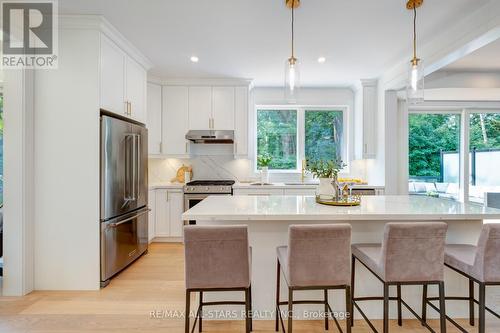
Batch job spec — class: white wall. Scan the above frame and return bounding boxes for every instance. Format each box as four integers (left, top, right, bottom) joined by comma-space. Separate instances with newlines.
33, 29, 101, 290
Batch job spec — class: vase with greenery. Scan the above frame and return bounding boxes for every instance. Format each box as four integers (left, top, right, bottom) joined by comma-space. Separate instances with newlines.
257, 154, 272, 184
307, 159, 346, 200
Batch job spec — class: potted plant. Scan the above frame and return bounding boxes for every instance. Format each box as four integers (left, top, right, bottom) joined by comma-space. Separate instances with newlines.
257, 154, 272, 184
307, 158, 346, 200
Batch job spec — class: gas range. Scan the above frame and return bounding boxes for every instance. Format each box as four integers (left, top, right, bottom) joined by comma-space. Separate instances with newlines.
184, 180, 235, 194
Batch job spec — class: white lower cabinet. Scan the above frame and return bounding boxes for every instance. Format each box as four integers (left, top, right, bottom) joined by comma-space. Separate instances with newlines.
153, 189, 184, 240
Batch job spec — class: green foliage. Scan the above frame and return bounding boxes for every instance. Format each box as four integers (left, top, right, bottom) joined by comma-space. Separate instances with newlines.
408, 113, 500, 179
305, 110, 343, 161
469, 114, 500, 150
257, 110, 297, 170
306, 158, 346, 179
409, 114, 460, 177
257, 154, 272, 167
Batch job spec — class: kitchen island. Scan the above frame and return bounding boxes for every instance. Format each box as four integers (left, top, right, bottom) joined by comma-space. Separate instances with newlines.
182, 195, 500, 320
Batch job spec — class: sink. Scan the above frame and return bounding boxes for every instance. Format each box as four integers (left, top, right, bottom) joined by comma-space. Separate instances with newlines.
249, 182, 275, 186
284, 182, 319, 186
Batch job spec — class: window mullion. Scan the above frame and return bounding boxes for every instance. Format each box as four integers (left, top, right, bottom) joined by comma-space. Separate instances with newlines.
297, 108, 305, 169
459, 109, 470, 203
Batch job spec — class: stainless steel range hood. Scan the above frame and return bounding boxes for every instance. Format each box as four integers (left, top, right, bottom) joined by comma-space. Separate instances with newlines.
185, 130, 234, 144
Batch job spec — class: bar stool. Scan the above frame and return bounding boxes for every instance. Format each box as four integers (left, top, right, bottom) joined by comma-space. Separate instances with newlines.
351, 222, 448, 333
275, 224, 352, 333
184, 225, 252, 333
422, 223, 500, 333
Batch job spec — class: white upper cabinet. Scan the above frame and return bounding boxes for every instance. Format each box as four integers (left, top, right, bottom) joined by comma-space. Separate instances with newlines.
163, 86, 190, 156
212, 87, 235, 130
147, 83, 162, 154
100, 34, 147, 122
188, 86, 212, 130
100, 35, 126, 115
126, 57, 147, 123
234, 86, 248, 157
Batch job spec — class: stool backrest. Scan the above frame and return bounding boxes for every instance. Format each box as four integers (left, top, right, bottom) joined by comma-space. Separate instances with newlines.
475, 224, 500, 282
380, 222, 448, 282
184, 225, 250, 289
288, 224, 351, 287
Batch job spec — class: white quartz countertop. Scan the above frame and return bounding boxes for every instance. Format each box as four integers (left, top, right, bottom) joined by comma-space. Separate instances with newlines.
149, 182, 184, 190
233, 182, 385, 190
182, 195, 500, 221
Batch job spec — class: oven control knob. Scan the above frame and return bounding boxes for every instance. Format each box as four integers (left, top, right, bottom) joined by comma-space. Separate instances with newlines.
205, 187, 209, 191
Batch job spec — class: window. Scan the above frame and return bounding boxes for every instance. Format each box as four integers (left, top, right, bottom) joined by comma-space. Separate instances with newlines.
469, 113, 500, 202
408, 113, 461, 200
256, 109, 297, 170
305, 110, 343, 162
256, 107, 346, 171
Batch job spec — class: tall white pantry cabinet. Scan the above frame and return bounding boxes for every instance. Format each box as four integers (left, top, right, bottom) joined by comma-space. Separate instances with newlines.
33, 16, 151, 290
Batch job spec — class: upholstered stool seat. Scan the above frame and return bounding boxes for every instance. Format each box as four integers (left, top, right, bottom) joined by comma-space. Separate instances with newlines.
351, 222, 448, 333
184, 225, 252, 333
275, 224, 352, 333
425, 224, 500, 333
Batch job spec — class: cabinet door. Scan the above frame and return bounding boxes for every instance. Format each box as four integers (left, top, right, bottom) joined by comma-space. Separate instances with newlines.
147, 83, 162, 154
154, 189, 170, 237
163, 86, 190, 156
188, 86, 212, 130
100, 35, 126, 116
168, 191, 184, 238
126, 56, 147, 123
212, 87, 235, 130
148, 189, 156, 242
234, 87, 248, 157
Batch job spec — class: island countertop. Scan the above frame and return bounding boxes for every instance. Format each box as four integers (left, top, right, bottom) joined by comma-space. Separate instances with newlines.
182, 195, 500, 221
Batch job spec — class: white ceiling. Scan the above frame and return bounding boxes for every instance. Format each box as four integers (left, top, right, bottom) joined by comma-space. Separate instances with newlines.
59, 0, 489, 87
443, 39, 500, 72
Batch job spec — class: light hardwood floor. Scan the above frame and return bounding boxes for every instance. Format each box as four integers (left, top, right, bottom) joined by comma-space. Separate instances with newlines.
0, 243, 498, 332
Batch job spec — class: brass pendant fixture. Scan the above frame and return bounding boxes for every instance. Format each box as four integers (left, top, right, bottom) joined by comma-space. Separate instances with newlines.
406, 0, 424, 104
284, 0, 301, 103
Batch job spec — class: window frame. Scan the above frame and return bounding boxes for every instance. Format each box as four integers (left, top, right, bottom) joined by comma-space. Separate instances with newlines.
254, 105, 349, 173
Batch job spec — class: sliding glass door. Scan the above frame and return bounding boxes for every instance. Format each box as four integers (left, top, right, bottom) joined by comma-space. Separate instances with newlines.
408, 113, 461, 200
469, 112, 500, 202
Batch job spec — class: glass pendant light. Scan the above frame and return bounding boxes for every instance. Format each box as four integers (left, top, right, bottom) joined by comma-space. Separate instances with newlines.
406, 0, 424, 105
284, 0, 300, 103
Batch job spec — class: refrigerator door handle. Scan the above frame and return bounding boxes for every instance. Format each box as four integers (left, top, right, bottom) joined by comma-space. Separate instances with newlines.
136, 134, 141, 200
108, 208, 150, 228
131, 134, 137, 201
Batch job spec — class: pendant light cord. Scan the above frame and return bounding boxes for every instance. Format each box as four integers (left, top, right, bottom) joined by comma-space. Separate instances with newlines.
413, 5, 417, 61
291, 1, 295, 59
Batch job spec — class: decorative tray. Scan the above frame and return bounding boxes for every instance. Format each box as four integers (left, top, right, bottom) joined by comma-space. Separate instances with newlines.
315, 195, 361, 206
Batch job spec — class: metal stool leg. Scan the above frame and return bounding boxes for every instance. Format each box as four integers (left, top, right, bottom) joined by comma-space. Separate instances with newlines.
479, 283, 486, 333
185, 290, 191, 333
324, 289, 329, 330
469, 279, 475, 326
288, 288, 293, 333
275, 261, 281, 332
383, 283, 389, 333
421, 284, 428, 326
351, 255, 355, 327
345, 285, 352, 333
249, 285, 253, 331
438, 282, 447, 333
245, 287, 251, 333
397, 284, 402, 326
198, 291, 203, 332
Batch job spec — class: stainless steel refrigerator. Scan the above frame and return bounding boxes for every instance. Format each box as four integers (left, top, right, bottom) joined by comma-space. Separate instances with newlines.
100, 114, 148, 287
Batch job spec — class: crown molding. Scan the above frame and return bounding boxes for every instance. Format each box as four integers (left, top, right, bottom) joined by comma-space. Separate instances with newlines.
59, 15, 153, 70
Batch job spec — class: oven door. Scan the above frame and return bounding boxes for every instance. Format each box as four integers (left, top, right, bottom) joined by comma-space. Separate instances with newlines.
184, 193, 231, 225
